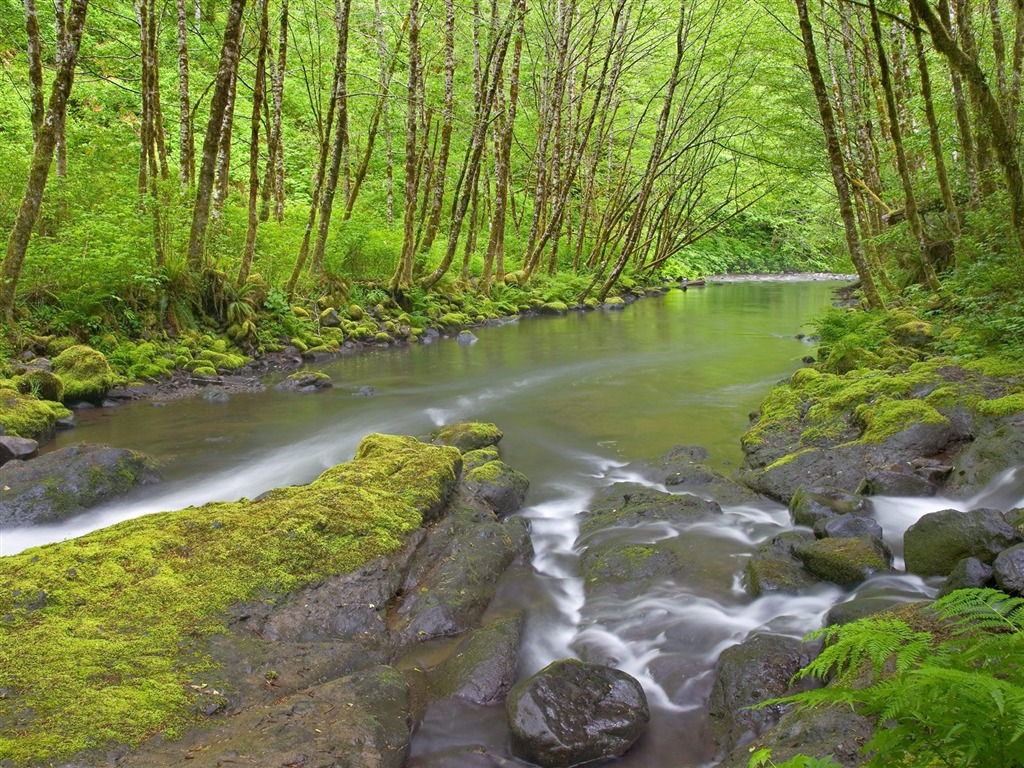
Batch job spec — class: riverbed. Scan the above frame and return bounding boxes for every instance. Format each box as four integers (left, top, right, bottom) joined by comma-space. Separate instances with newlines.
1, 279, 954, 766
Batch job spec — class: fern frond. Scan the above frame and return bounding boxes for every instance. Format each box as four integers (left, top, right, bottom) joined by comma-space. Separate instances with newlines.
934, 588, 1024, 635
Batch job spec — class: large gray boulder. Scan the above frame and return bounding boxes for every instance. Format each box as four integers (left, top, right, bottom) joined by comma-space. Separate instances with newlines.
709, 633, 817, 753
0, 443, 161, 527
903, 508, 1021, 577
945, 418, 1024, 497
994, 544, 1024, 594
507, 659, 649, 768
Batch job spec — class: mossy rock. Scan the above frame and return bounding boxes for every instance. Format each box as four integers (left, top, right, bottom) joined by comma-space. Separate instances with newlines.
15, 370, 64, 403
427, 614, 524, 705
539, 301, 569, 315
52, 345, 116, 405
439, 312, 469, 328
347, 304, 365, 321
195, 349, 248, 371
430, 422, 503, 453
462, 447, 500, 471
579, 483, 721, 538
603, 296, 626, 308
191, 366, 218, 378
793, 537, 893, 588
0, 433, 461, 764
463, 460, 530, 516
0, 391, 72, 441
275, 371, 333, 393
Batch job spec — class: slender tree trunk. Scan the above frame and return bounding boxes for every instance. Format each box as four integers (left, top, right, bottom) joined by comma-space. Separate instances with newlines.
238, 0, 270, 286
310, 0, 352, 276
149, 0, 169, 181
939, 0, 980, 207
24, 0, 45, 144
186, 0, 247, 269
376, 0, 395, 225
1, 0, 88, 320
261, 0, 287, 221
212, 66, 239, 219
175, 0, 194, 188
54, 0, 68, 180
417, 0, 456, 254
911, 2, 960, 240
390, 0, 421, 294
793, 0, 883, 309
955, 0, 993, 191
869, 0, 941, 290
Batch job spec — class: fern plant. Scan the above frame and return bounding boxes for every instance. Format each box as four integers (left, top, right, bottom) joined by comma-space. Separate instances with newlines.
771, 589, 1024, 767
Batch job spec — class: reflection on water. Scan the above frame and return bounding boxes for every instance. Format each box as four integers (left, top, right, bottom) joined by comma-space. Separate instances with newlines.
8, 281, 1014, 766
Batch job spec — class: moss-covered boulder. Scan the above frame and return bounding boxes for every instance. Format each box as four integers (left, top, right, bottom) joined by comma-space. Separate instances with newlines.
462, 446, 500, 471
0, 443, 161, 527
274, 370, 333, 393
579, 543, 689, 598
944, 418, 1024, 498
430, 421, 503, 453
578, 483, 721, 538
0, 390, 72, 441
903, 507, 1021, 577
51, 345, 117, 405
14, 369, 64, 403
789, 486, 870, 527
793, 537, 893, 588
0, 433, 461, 764
745, 532, 820, 598
427, 614, 523, 705
462, 460, 530, 516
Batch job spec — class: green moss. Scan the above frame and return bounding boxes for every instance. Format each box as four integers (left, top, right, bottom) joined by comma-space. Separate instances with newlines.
462, 447, 499, 471
604, 296, 625, 306
975, 392, 1024, 419
347, 304, 365, 321
856, 397, 949, 443
15, 370, 64, 402
374, 332, 392, 343
542, 301, 569, 313
196, 350, 248, 370
191, 366, 217, 377
430, 422, 503, 452
741, 384, 804, 448
290, 305, 310, 318
0, 433, 461, 764
52, 345, 116, 405
764, 447, 816, 471
965, 356, 1024, 379
286, 371, 331, 383
439, 312, 469, 327
0, 391, 71, 440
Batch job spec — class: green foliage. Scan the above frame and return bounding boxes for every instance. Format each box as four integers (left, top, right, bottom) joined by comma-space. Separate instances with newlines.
773, 589, 1024, 767
748, 749, 840, 768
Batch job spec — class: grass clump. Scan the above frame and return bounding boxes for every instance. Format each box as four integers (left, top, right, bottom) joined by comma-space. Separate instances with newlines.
0, 433, 461, 764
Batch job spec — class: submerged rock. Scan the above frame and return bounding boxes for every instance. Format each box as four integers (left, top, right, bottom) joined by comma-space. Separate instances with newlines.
625, 444, 769, 506
507, 659, 649, 767
0, 443, 161, 527
578, 482, 721, 537
274, 370, 333, 393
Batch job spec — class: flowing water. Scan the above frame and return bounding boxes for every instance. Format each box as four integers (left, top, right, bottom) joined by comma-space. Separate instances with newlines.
5, 279, 1022, 766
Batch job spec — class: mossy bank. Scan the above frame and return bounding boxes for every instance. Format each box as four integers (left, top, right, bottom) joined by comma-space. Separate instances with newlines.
0, 432, 462, 764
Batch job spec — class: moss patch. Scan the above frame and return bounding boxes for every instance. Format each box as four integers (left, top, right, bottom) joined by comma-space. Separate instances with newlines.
0, 433, 461, 764
975, 392, 1024, 419
0, 391, 71, 440
52, 345, 116, 405
430, 422, 503, 453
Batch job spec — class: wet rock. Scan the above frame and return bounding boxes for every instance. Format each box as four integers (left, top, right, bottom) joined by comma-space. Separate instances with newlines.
826, 597, 900, 626
390, 500, 531, 650
581, 540, 689, 598
793, 537, 893, 588
430, 422, 502, 453
507, 659, 649, 768
457, 331, 478, 345
903, 508, 1021, 577
118, 665, 417, 768
717, 704, 874, 768
945, 418, 1024, 498
462, 460, 529, 516
709, 633, 817, 753
274, 371, 333, 393
201, 388, 229, 403
939, 557, 995, 597
0, 443, 161, 527
320, 308, 341, 328
462, 447, 499, 471
578, 482, 721, 538
858, 468, 938, 497
626, 444, 769, 506
353, 385, 376, 397
813, 513, 883, 540
428, 614, 523, 705
0, 435, 39, 464
994, 544, 1024, 594
745, 538, 820, 598
790, 486, 870, 527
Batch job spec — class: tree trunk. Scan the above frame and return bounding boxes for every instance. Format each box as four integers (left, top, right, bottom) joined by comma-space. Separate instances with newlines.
417, 0, 456, 254
389, 0, 422, 294
868, 0, 941, 291
238, 0, 270, 286
175, 0, 194, 188
310, 0, 352, 276
939, 0, 980, 207
24, 0, 44, 144
261, 0, 287, 221
793, 0, 883, 309
54, 0, 68, 180
0, 0, 89, 320
212, 65, 239, 219
186, 0, 246, 269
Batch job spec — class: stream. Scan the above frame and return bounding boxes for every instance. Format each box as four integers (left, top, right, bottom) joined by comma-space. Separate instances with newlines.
7, 278, 1019, 766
